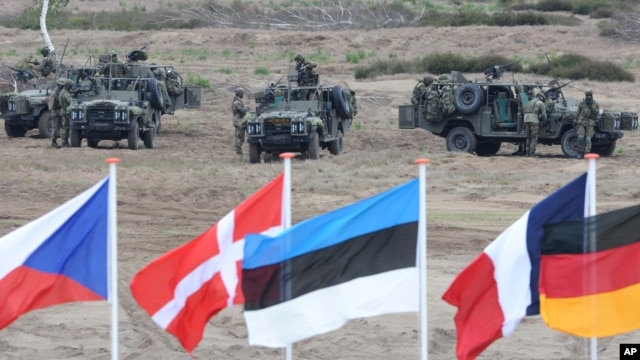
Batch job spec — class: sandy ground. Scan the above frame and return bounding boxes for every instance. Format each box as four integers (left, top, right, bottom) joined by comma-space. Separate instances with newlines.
1, 5, 640, 360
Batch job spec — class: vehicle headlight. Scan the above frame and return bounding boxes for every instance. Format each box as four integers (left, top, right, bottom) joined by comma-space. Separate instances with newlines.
247, 122, 263, 136
114, 108, 128, 123
72, 107, 86, 123
291, 120, 307, 135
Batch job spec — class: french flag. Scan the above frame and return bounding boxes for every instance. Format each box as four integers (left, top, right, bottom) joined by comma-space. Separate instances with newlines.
442, 173, 587, 360
0, 177, 109, 330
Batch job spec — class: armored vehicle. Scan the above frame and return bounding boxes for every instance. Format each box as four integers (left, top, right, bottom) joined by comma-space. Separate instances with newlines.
1, 65, 100, 138
68, 63, 200, 150
399, 70, 638, 157
246, 71, 357, 163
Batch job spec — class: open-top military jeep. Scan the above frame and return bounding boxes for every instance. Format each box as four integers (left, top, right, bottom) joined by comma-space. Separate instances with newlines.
246, 72, 357, 163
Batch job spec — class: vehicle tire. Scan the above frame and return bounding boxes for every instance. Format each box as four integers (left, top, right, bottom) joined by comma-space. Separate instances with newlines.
475, 142, 501, 156
446, 126, 477, 153
307, 131, 320, 160
331, 86, 352, 118
4, 122, 27, 137
560, 129, 581, 158
593, 141, 616, 156
328, 130, 343, 155
38, 110, 52, 138
128, 121, 140, 150
87, 137, 99, 148
143, 126, 156, 149
70, 129, 82, 147
454, 84, 484, 114
249, 143, 261, 163
149, 78, 164, 110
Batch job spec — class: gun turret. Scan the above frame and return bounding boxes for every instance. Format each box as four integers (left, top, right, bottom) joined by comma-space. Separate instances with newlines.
484, 61, 518, 82
544, 80, 574, 102
3, 63, 35, 83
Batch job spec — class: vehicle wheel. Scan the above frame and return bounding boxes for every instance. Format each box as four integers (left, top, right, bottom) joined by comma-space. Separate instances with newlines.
328, 130, 343, 155
38, 110, 52, 138
454, 84, 484, 114
331, 85, 352, 118
307, 131, 320, 160
475, 142, 501, 156
149, 78, 164, 110
87, 137, 99, 148
70, 129, 82, 147
128, 121, 140, 150
560, 129, 581, 158
4, 122, 27, 137
592, 141, 616, 156
446, 126, 477, 153
249, 143, 261, 163
143, 126, 156, 149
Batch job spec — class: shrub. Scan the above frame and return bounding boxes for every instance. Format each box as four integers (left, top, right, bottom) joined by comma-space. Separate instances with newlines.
186, 73, 211, 89
536, 0, 572, 12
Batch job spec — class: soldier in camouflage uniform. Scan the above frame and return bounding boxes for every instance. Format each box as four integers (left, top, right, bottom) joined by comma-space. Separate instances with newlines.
575, 89, 599, 158
48, 78, 65, 148
232, 89, 248, 158
439, 84, 455, 117
153, 68, 171, 111
523, 92, 547, 157
58, 79, 74, 148
31, 47, 56, 78
165, 69, 182, 97
294, 54, 318, 86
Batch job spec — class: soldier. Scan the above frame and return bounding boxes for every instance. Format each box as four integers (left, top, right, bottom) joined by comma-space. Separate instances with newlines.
48, 78, 65, 148
523, 91, 547, 157
165, 68, 182, 97
294, 54, 317, 86
575, 89, 600, 158
439, 83, 455, 117
31, 47, 56, 78
58, 79, 74, 148
411, 76, 434, 105
99, 53, 126, 77
231, 89, 248, 159
153, 67, 171, 111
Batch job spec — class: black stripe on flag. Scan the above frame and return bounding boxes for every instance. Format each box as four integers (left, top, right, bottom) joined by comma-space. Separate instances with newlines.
243, 221, 418, 310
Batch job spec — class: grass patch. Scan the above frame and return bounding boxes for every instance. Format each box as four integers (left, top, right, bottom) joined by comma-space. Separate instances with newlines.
185, 73, 211, 88
254, 67, 269, 76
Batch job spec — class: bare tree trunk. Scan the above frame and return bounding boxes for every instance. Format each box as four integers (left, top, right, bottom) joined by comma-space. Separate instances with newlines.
39, 0, 59, 63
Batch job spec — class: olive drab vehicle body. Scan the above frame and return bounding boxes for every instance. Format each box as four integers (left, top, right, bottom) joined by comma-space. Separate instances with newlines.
0, 66, 100, 138
245, 71, 357, 163
398, 70, 638, 158
68, 63, 201, 150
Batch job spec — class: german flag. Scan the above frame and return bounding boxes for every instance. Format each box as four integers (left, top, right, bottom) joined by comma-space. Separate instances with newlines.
539, 204, 640, 337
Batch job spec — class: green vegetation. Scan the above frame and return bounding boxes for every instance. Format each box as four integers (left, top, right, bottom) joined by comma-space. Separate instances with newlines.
354, 52, 635, 82
185, 73, 211, 89
254, 67, 270, 75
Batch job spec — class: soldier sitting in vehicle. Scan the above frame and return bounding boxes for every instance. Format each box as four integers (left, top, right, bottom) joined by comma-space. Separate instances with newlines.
153, 67, 171, 111
99, 53, 127, 78
30, 47, 56, 79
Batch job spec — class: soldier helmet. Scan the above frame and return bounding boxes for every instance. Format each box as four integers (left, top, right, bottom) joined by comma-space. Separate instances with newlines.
56, 78, 66, 86
40, 47, 50, 56
438, 74, 450, 81
536, 92, 545, 101
65, 79, 74, 88
153, 67, 166, 80
423, 76, 435, 85
235, 89, 244, 97
110, 53, 118, 60
585, 89, 593, 96
294, 54, 304, 62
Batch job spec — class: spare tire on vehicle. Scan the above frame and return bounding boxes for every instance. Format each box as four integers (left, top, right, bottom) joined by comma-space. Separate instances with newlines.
454, 84, 484, 114
331, 85, 352, 118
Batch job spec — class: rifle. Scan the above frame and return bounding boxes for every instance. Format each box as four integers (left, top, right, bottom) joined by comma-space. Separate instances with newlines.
544, 80, 574, 101
484, 61, 518, 82
3, 63, 35, 83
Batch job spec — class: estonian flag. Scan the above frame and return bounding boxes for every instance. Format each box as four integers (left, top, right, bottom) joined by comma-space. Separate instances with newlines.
242, 178, 420, 347
540, 203, 640, 337
0, 177, 109, 330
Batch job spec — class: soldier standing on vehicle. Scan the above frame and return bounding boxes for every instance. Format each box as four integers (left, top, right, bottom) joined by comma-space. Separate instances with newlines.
153, 68, 171, 111
575, 89, 599, 158
411, 76, 434, 106
58, 79, 74, 148
232, 89, 248, 159
523, 92, 547, 157
294, 54, 317, 86
30, 47, 56, 78
48, 78, 65, 148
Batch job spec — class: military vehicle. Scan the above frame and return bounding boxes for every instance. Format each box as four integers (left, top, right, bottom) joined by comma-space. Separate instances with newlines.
0, 64, 100, 138
399, 69, 638, 158
246, 70, 357, 163
68, 62, 201, 150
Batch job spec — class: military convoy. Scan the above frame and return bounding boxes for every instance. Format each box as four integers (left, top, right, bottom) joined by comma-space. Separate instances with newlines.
399, 69, 638, 157
0, 51, 200, 150
245, 70, 357, 163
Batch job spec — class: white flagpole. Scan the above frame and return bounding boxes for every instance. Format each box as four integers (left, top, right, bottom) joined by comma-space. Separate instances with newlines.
415, 158, 430, 360
585, 153, 598, 360
106, 158, 120, 360
280, 153, 294, 360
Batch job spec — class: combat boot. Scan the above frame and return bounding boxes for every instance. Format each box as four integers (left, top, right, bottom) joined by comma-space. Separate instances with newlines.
51, 140, 60, 148
61, 139, 70, 148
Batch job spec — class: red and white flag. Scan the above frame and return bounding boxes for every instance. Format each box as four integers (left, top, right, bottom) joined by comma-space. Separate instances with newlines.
129, 174, 284, 353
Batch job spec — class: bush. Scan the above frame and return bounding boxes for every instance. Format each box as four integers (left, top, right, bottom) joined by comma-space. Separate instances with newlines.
536, 0, 573, 12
